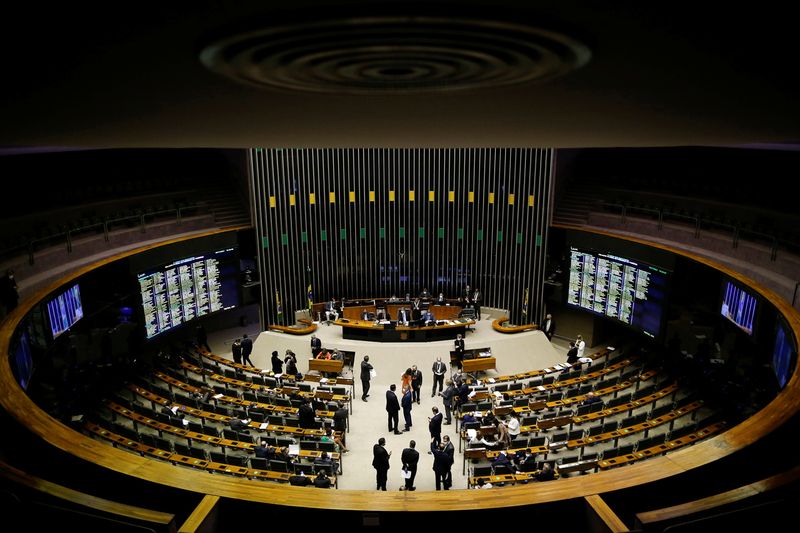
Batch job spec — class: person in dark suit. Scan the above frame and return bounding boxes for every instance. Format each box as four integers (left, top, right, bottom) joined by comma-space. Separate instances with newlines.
240, 333, 254, 366
454, 334, 465, 370
401, 387, 413, 431
386, 384, 401, 434
536, 462, 556, 481
324, 298, 339, 322
431, 441, 452, 490
422, 309, 435, 325
270, 350, 283, 374
298, 399, 317, 429
289, 472, 312, 486
436, 292, 446, 305
439, 379, 456, 424
472, 288, 481, 319
313, 470, 332, 488
310, 334, 322, 356
195, 324, 211, 352
231, 338, 242, 365
360, 308, 372, 320
419, 287, 431, 299
372, 437, 391, 491
441, 435, 455, 488
542, 313, 556, 340
431, 357, 447, 396
333, 402, 348, 433
411, 365, 423, 404
401, 440, 419, 491
428, 406, 443, 449
229, 417, 251, 433
254, 440, 274, 459
360, 355, 373, 401
566, 341, 579, 365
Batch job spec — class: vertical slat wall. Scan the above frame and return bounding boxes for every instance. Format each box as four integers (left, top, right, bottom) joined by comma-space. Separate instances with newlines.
250, 148, 553, 326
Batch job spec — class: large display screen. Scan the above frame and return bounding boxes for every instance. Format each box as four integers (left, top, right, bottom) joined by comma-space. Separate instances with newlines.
566, 246, 669, 338
720, 281, 757, 335
773, 320, 796, 389
138, 247, 239, 339
46, 284, 84, 339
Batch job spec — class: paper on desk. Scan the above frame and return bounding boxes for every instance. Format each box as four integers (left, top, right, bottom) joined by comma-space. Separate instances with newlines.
488, 378, 496, 383
259, 423, 268, 430
536, 386, 546, 391
579, 357, 592, 364
288, 444, 300, 456
467, 429, 477, 439
213, 394, 223, 399
320, 377, 328, 383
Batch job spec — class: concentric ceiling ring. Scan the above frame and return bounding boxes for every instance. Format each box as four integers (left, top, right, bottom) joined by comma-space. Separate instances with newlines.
199, 17, 591, 94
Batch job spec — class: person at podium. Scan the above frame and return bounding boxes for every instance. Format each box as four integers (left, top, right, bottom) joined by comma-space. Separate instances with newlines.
325, 298, 339, 322
361, 308, 372, 320
376, 308, 390, 321
422, 309, 435, 326
419, 287, 431, 299
436, 292, 446, 305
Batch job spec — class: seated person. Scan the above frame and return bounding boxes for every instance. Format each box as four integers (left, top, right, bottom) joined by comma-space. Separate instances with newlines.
535, 462, 556, 481
376, 308, 389, 321
254, 440, 276, 459
324, 299, 339, 322
229, 417, 251, 433
419, 287, 431, 299
331, 349, 343, 361
422, 310, 435, 325
581, 391, 602, 406
161, 402, 184, 420
398, 308, 411, 325
514, 448, 535, 468
360, 308, 372, 320
289, 471, 313, 486
389, 295, 399, 302
314, 470, 332, 488
491, 451, 512, 469
316, 349, 332, 360
436, 292, 446, 304
322, 427, 348, 453
313, 451, 336, 470
475, 477, 493, 489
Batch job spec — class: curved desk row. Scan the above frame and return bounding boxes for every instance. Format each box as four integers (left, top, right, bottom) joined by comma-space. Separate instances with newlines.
334, 318, 475, 342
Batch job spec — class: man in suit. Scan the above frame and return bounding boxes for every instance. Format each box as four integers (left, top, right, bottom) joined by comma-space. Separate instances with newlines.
289, 472, 313, 486
453, 333, 465, 370
411, 365, 423, 404
313, 470, 332, 489
240, 334, 254, 367
419, 287, 431, 299
229, 417, 251, 433
431, 441, 452, 490
298, 399, 317, 429
566, 341, 579, 365
231, 338, 242, 365
428, 406, 443, 449
401, 387, 413, 431
333, 402, 348, 432
472, 288, 481, 319
439, 379, 456, 424
431, 357, 447, 396
360, 308, 371, 320
324, 298, 339, 322
254, 440, 274, 459
360, 355, 373, 402
542, 313, 556, 340
386, 384, 402, 434
422, 309, 435, 325
441, 435, 455, 489
372, 437, 391, 491
376, 307, 389, 321
400, 440, 419, 491
310, 334, 322, 356
436, 292, 446, 305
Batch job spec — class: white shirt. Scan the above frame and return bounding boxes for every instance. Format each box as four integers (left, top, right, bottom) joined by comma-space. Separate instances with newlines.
576, 340, 586, 358
506, 418, 520, 436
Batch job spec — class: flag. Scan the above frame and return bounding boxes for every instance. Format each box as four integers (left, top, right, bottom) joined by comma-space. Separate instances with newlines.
522, 287, 529, 317
307, 283, 313, 313
275, 290, 283, 320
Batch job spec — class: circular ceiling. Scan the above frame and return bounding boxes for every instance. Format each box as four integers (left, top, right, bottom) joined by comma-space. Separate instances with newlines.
199, 17, 592, 94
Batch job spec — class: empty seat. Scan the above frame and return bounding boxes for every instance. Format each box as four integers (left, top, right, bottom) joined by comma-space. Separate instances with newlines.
269, 460, 290, 473
300, 440, 318, 451
250, 457, 269, 470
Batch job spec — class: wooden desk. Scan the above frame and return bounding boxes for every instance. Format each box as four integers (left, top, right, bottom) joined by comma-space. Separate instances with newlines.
308, 359, 344, 374
334, 318, 473, 342
463, 357, 497, 373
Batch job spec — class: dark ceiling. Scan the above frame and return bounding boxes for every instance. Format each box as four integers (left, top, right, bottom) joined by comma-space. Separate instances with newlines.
1, 2, 798, 149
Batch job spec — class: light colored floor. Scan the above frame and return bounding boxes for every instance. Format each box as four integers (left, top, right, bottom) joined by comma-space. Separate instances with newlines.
208, 314, 569, 491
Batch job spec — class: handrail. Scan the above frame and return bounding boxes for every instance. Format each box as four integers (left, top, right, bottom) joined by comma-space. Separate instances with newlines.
0, 226, 798, 514
491, 316, 537, 333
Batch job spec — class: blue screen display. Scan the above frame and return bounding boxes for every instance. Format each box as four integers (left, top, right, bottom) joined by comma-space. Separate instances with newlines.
46, 284, 84, 339
720, 281, 757, 335
773, 321, 796, 389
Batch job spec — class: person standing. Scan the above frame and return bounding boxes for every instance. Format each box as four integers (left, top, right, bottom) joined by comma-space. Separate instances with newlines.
411, 365, 423, 404
472, 288, 481, 320
231, 338, 243, 365
372, 437, 391, 491
453, 334, 465, 370
310, 334, 322, 356
285, 350, 298, 375
298, 398, 317, 429
360, 355, 373, 402
575, 334, 586, 359
428, 406, 443, 450
566, 342, 578, 365
240, 333, 254, 367
431, 357, 447, 397
386, 384, 402, 435
439, 379, 456, 425
196, 324, 211, 352
270, 350, 283, 374
400, 440, 419, 491
431, 441, 452, 490
401, 387, 413, 431
442, 435, 455, 489
542, 313, 556, 341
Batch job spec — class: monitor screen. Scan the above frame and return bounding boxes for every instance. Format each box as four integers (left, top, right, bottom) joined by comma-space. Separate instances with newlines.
720, 281, 757, 335
137, 247, 239, 339
46, 284, 84, 339
773, 320, 796, 389
566, 246, 669, 338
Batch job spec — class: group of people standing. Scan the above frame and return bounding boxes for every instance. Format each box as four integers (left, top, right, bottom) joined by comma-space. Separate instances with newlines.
372, 433, 455, 491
